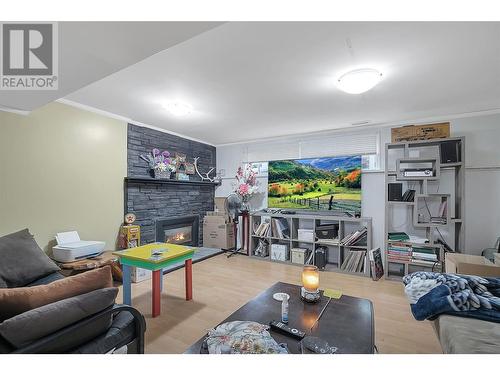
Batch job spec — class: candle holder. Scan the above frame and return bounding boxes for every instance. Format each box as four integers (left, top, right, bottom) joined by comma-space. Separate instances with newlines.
301, 265, 320, 303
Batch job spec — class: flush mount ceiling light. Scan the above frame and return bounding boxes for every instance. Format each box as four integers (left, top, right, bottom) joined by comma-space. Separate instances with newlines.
162, 101, 193, 117
337, 68, 383, 94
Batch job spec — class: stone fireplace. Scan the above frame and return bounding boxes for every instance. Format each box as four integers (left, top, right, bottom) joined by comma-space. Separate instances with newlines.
156, 215, 199, 246
126, 123, 216, 245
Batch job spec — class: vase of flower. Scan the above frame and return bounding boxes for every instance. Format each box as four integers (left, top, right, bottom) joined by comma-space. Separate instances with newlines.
240, 195, 251, 212
233, 165, 260, 212
140, 148, 176, 180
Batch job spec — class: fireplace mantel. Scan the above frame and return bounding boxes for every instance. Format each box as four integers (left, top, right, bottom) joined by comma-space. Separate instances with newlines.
125, 177, 220, 187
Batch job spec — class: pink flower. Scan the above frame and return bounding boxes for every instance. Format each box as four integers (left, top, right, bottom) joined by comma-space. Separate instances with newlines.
238, 183, 249, 195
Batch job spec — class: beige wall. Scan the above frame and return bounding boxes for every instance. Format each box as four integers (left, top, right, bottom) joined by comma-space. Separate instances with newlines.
0, 102, 127, 252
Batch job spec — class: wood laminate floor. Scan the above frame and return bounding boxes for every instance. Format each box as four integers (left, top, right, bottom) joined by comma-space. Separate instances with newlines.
116, 254, 442, 354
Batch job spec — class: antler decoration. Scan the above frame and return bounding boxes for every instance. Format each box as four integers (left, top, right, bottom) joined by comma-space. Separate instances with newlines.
193, 157, 220, 183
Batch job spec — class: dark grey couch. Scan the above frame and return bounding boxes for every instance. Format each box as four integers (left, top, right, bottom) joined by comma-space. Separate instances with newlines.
0, 229, 146, 354
0, 270, 146, 354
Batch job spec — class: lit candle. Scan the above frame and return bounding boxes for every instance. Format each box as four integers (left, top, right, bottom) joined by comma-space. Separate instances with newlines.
302, 265, 319, 292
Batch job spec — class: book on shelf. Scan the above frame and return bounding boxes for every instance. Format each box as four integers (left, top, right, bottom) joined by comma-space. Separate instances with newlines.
388, 232, 410, 241
368, 248, 384, 281
340, 250, 365, 273
411, 246, 435, 253
340, 227, 367, 246
316, 238, 340, 245
253, 220, 271, 237
412, 256, 437, 262
270, 217, 290, 239
412, 251, 437, 260
410, 259, 438, 267
387, 242, 412, 262
402, 189, 415, 202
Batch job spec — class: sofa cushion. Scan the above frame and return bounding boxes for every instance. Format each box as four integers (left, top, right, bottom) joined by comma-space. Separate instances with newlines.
433, 314, 500, 354
0, 266, 113, 321
0, 287, 118, 348
71, 311, 136, 354
0, 228, 60, 288
25, 271, 65, 286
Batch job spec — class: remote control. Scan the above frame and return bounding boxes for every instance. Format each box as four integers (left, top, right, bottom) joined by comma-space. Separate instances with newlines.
269, 320, 306, 340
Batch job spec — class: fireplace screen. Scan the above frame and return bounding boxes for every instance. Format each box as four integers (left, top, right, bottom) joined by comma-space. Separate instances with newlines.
164, 226, 192, 245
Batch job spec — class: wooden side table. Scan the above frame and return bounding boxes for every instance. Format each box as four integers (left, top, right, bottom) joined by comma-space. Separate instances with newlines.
55, 251, 122, 281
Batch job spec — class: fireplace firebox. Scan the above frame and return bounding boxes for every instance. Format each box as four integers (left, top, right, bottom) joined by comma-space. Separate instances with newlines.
156, 215, 199, 246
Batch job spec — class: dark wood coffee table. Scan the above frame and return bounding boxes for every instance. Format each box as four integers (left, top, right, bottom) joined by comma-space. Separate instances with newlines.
185, 281, 374, 354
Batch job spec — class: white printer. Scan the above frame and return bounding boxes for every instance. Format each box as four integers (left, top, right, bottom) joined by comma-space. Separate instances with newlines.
52, 231, 106, 263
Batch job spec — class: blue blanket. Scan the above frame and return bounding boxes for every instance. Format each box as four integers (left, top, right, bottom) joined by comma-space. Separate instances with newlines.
403, 272, 500, 322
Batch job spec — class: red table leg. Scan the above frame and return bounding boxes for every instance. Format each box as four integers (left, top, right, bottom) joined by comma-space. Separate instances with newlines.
152, 270, 161, 317
185, 258, 193, 301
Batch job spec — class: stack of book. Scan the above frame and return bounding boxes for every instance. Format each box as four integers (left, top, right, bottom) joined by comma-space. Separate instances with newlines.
340, 250, 366, 273
340, 227, 367, 246
253, 220, 271, 237
387, 242, 412, 262
270, 218, 290, 239
388, 232, 410, 241
411, 246, 438, 265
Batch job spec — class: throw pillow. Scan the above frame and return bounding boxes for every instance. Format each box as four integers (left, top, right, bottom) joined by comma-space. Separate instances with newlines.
0, 265, 113, 321
0, 228, 60, 288
0, 287, 118, 348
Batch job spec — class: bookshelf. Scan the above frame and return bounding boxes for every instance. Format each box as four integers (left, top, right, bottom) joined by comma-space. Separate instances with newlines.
384, 136, 465, 280
250, 211, 372, 277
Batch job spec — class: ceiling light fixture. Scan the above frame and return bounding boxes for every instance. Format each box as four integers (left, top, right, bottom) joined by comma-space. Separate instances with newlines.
337, 68, 383, 94
162, 101, 193, 117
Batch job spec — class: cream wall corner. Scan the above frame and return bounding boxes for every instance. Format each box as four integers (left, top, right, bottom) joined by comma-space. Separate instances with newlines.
0, 102, 127, 252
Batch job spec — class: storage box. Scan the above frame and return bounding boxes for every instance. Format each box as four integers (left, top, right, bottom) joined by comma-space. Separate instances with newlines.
131, 267, 151, 283
315, 224, 339, 240
297, 229, 314, 242
291, 248, 307, 264
203, 214, 235, 249
271, 243, 289, 261
391, 123, 450, 143
445, 253, 500, 277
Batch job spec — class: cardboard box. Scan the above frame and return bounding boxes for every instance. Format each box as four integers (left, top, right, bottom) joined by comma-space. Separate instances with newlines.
131, 267, 151, 283
391, 122, 450, 143
445, 253, 500, 277
291, 248, 307, 264
271, 243, 289, 261
203, 214, 235, 249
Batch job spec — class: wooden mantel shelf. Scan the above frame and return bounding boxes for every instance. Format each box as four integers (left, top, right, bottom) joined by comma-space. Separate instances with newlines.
124, 177, 220, 187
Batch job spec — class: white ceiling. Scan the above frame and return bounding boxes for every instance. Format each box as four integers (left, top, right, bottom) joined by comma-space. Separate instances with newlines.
62, 22, 500, 145
0, 22, 223, 111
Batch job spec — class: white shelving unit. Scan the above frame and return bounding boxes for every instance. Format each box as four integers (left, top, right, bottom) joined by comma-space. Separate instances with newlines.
250, 211, 372, 277
384, 136, 465, 280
